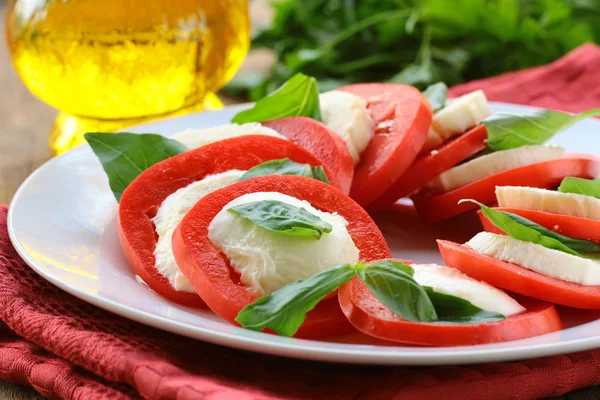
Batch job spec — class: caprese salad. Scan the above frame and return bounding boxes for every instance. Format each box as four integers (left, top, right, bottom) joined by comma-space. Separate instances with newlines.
85, 73, 600, 347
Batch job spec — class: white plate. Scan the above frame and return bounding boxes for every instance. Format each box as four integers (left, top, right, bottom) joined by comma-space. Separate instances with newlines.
8, 103, 600, 366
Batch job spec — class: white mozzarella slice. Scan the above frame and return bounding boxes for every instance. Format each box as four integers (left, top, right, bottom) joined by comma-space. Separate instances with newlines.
411, 263, 525, 316
496, 186, 600, 221
425, 145, 565, 193
172, 123, 285, 150
467, 232, 600, 286
208, 191, 359, 295
152, 170, 245, 292
432, 90, 492, 139
319, 90, 374, 164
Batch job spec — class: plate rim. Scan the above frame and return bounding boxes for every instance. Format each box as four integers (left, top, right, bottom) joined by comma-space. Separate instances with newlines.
8, 101, 600, 366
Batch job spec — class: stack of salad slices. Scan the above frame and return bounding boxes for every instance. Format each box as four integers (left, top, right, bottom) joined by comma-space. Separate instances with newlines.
86, 73, 600, 347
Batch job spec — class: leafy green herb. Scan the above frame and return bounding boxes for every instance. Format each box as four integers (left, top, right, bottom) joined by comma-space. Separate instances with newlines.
240, 158, 329, 184
558, 177, 600, 200
423, 287, 505, 323
460, 199, 580, 256
422, 82, 448, 112
227, 200, 332, 239
236, 259, 506, 336
484, 108, 600, 151
236, 264, 356, 336
501, 210, 600, 253
231, 73, 321, 124
84, 132, 187, 202
227, 1, 599, 100
355, 260, 437, 322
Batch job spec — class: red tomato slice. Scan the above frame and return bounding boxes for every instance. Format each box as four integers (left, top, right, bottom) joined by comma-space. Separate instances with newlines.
479, 208, 600, 243
369, 124, 488, 210
119, 136, 337, 308
172, 175, 392, 339
337, 83, 433, 207
338, 259, 561, 346
412, 154, 600, 224
263, 117, 354, 194
439, 240, 600, 309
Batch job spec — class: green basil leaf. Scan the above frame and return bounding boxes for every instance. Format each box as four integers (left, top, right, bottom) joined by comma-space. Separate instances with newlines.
240, 158, 329, 184
423, 287, 505, 323
235, 264, 356, 336
558, 177, 600, 200
228, 200, 332, 239
231, 73, 321, 124
460, 199, 580, 256
356, 260, 437, 322
484, 108, 600, 151
84, 132, 187, 202
502, 210, 600, 253
422, 82, 448, 112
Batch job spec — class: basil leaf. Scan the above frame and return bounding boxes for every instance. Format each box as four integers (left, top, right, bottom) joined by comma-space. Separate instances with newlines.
356, 260, 437, 322
422, 82, 448, 112
423, 287, 505, 323
484, 108, 600, 151
240, 158, 329, 184
231, 73, 321, 124
558, 177, 600, 200
502, 210, 600, 254
461, 199, 580, 256
228, 200, 333, 239
235, 264, 356, 336
84, 132, 187, 202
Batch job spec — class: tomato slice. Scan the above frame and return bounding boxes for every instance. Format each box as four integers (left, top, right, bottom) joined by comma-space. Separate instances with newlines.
479, 208, 600, 243
412, 154, 600, 223
263, 117, 354, 194
338, 259, 561, 346
369, 125, 488, 210
172, 175, 392, 339
439, 240, 600, 309
337, 83, 432, 207
119, 136, 337, 308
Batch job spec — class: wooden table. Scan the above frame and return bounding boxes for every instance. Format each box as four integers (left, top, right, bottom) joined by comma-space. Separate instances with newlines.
2, 2, 600, 399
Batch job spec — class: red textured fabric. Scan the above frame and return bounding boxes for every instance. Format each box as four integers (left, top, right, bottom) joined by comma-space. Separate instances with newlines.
1, 44, 600, 400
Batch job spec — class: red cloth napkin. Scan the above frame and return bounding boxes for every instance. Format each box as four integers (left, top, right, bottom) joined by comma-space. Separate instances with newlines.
2, 43, 600, 400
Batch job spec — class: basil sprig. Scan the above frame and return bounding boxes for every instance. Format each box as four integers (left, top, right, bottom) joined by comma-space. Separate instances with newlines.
462, 199, 600, 255
85, 132, 187, 201
231, 73, 321, 124
236, 259, 504, 336
422, 82, 448, 112
236, 264, 356, 336
228, 200, 332, 240
241, 158, 329, 184
558, 177, 600, 200
484, 108, 600, 151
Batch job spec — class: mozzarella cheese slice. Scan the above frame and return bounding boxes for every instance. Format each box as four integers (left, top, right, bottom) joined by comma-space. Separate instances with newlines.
319, 90, 374, 164
152, 170, 245, 292
412, 263, 525, 316
172, 123, 285, 149
208, 191, 359, 295
425, 145, 565, 193
421, 90, 492, 154
497, 186, 600, 221
467, 232, 600, 286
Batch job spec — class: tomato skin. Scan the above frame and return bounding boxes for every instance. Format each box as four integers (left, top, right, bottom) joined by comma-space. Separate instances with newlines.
118, 136, 337, 308
438, 240, 600, 309
480, 208, 600, 243
172, 175, 392, 339
263, 117, 354, 194
412, 154, 600, 224
338, 83, 433, 207
338, 259, 562, 346
369, 124, 488, 211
